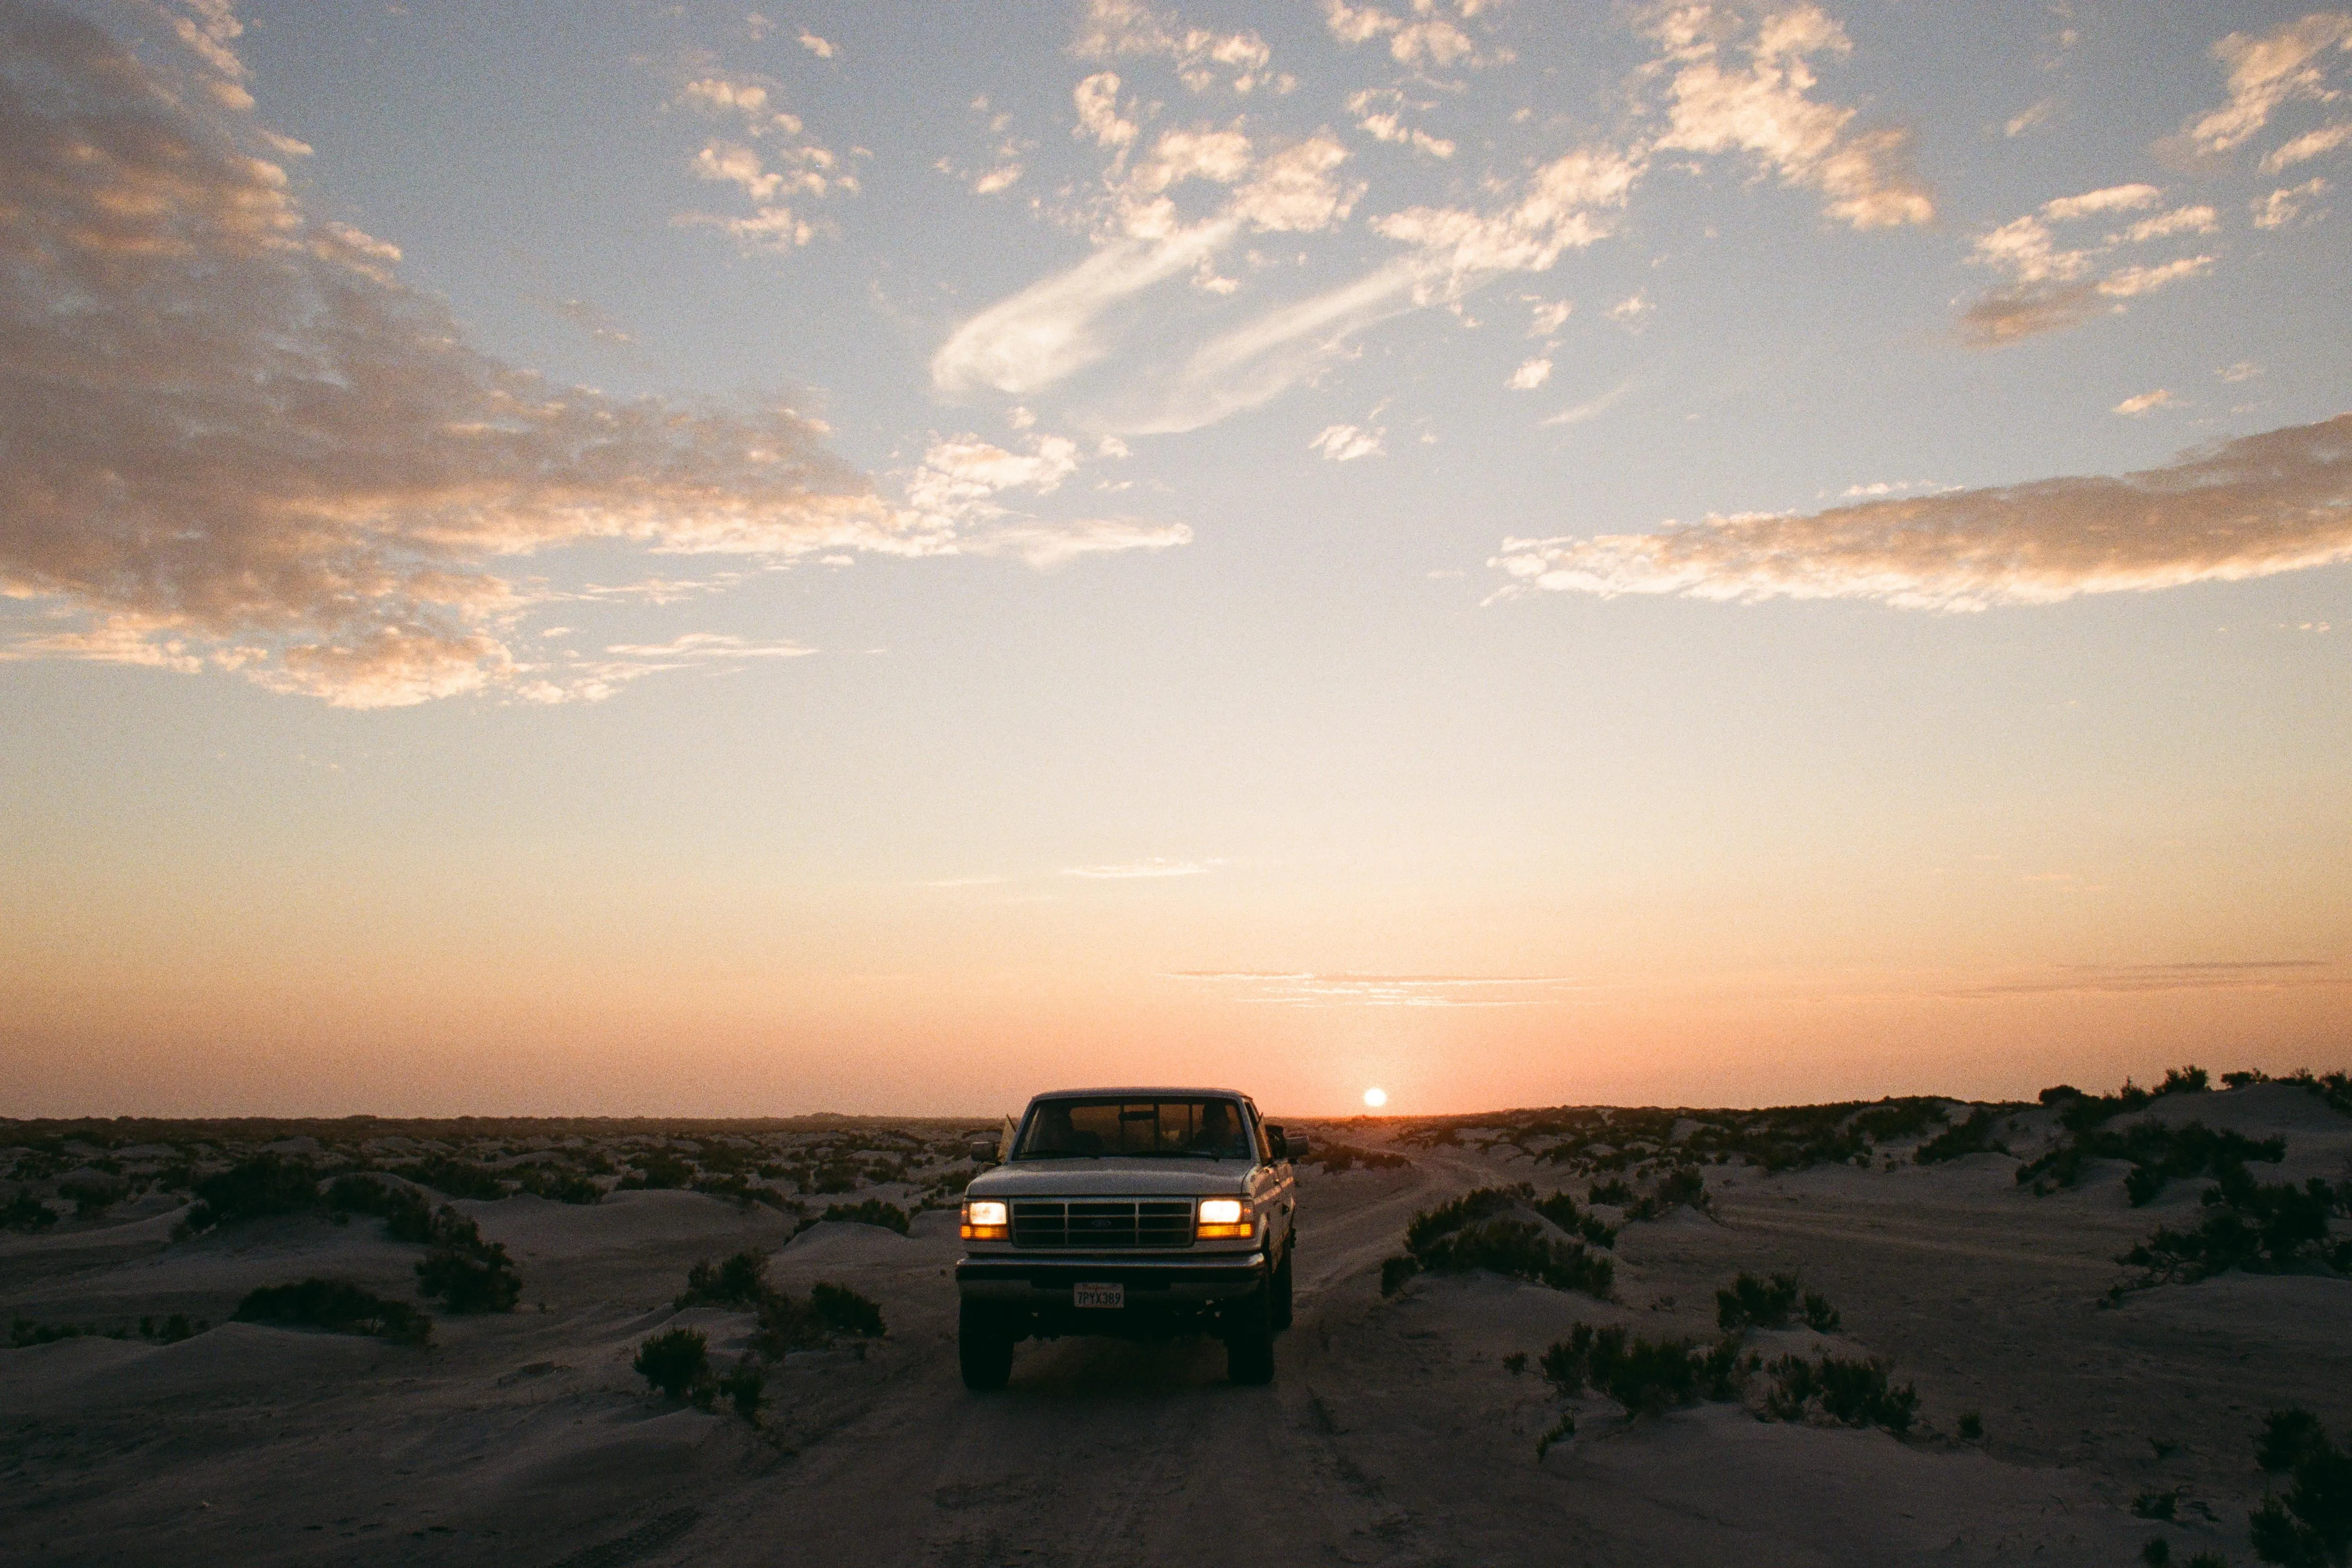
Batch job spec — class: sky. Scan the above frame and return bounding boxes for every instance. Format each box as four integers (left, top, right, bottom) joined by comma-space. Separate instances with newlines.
1, 0, 2348, 1119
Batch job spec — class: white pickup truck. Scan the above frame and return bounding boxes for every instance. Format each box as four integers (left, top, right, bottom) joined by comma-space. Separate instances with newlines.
954, 1087, 1306, 1389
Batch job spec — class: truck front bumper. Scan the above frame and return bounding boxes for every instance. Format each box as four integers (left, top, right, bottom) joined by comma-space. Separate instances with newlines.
956, 1250, 1268, 1311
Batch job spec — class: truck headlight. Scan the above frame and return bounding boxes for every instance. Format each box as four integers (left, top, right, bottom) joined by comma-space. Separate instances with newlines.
961, 1200, 1008, 1240
1197, 1197, 1252, 1238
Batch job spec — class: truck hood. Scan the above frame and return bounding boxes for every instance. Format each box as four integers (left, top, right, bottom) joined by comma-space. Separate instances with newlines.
966, 1159, 1253, 1199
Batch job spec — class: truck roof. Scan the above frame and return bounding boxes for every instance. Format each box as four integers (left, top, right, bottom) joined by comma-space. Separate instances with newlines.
1027, 1086, 1252, 1101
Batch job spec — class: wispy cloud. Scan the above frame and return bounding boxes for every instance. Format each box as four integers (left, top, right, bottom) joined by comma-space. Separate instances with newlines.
2111, 389, 2174, 416
1947, 960, 2338, 1000
1309, 423, 1386, 462
1490, 415, 2352, 612
2253, 176, 2330, 229
2174, 13, 2352, 160
1541, 381, 1632, 427
1171, 971, 1585, 1007
1065, 859, 1217, 879
672, 72, 854, 253
1075, 0, 1280, 95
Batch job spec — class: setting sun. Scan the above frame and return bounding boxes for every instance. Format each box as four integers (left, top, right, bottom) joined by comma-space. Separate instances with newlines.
1363, 1087, 1388, 1109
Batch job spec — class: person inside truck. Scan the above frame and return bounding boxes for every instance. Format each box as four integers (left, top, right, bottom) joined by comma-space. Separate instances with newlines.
1029, 1101, 1097, 1154
1188, 1100, 1245, 1155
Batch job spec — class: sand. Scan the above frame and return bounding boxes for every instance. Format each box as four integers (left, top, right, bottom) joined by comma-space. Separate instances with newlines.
3, 1083, 2349, 1566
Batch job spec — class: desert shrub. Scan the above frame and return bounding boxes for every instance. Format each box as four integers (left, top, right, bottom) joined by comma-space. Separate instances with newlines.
2227, 1070, 2273, 1089
1763, 1353, 1917, 1434
402, 1156, 506, 1200
1633, 1165, 1713, 1218
60, 1175, 126, 1219
634, 1327, 710, 1399
2265, 1411, 2332, 1474
1716, 1271, 1799, 1331
2039, 1084, 2084, 1105
1538, 1323, 1752, 1415
615, 1151, 696, 1191
2021, 1119, 2286, 1201
138, 1313, 202, 1343
1802, 1291, 1842, 1331
1959, 1411, 1984, 1441
1536, 1411, 1576, 1458
2250, 1408, 2352, 1568
1852, 1101, 1949, 1143
1420, 1217, 1616, 1297
809, 1282, 885, 1338
2285, 1070, 2352, 1117
1, 1189, 57, 1232
235, 1279, 432, 1345
1589, 1177, 1637, 1206
750, 1279, 887, 1356
412, 1205, 522, 1312
1379, 1254, 1421, 1295
716, 1359, 766, 1424
1404, 1186, 1527, 1252
326, 1173, 435, 1240
802, 1199, 910, 1235
1916, 1109, 2009, 1165
514, 1167, 602, 1204
11, 1317, 118, 1347
2116, 1168, 2351, 1291
677, 1250, 771, 1310
1502, 1351, 1528, 1374
1531, 1190, 1618, 1248
175, 1153, 321, 1236
2133, 1487, 2183, 1520
2160, 1066, 2212, 1096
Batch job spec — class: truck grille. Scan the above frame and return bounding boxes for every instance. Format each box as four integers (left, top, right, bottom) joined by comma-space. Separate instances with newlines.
1011, 1200, 1194, 1250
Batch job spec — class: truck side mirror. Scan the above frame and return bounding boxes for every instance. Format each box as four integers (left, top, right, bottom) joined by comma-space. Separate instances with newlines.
1268, 1125, 1304, 1161
969, 1140, 998, 1163
1288, 1133, 1311, 1159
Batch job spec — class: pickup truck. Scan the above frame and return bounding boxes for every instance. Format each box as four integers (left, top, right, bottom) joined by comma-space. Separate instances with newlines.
954, 1086, 1306, 1389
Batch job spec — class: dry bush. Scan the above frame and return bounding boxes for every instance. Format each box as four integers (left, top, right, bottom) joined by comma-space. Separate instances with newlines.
634, 1327, 709, 1400
2250, 1407, 2352, 1568
1761, 1353, 1917, 1434
235, 1279, 431, 1345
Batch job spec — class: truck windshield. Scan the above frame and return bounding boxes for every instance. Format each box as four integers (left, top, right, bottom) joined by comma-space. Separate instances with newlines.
1013, 1098, 1251, 1159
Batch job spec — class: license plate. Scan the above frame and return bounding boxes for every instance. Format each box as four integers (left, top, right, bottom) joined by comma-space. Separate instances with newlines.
1073, 1282, 1125, 1309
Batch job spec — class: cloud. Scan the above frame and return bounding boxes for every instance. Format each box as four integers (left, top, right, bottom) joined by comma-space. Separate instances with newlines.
1508, 357, 1553, 390
897, 433, 1187, 565
1960, 184, 2217, 345
2254, 176, 2330, 228
2178, 13, 2352, 158
931, 224, 1235, 395
1644, 3, 1934, 230
2111, 389, 2173, 416
1309, 423, 1386, 462
2265, 120, 2352, 172
1347, 89, 1456, 158
2040, 183, 2162, 221
1170, 971, 1584, 1007
2120, 204, 2218, 242
1064, 859, 1216, 879
1488, 415, 2352, 612
2004, 99, 2052, 138
1320, 0, 1494, 70
1074, 72, 1137, 152
1074, 0, 1276, 95
673, 73, 851, 253
1541, 381, 1632, 426
1372, 146, 1642, 291
797, 30, 834, 59
0, 3, 1132, 708
1526, 297, 1573, 336
2222, 360, 2265, 383
1947, 961, 2338, 1000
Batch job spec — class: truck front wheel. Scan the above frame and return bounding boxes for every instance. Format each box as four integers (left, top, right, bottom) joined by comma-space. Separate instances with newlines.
1224, 1287, 1275, 1385
958, 1300, 1016, 1392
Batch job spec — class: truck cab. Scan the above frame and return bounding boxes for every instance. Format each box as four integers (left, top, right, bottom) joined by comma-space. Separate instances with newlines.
954, 1087, 1307, 1389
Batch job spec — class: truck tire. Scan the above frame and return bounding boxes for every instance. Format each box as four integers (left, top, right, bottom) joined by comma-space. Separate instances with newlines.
1270, 1243, 1295, 1333
1224, 1288, 1275, 1385
958, 1300, 1015, 1392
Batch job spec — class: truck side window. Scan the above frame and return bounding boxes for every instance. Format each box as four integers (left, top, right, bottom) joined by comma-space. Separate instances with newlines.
1248, 1101, 1273, 1163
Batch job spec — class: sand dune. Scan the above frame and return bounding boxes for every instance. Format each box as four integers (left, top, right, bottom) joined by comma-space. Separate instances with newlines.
4, 1080, 2349, 1565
